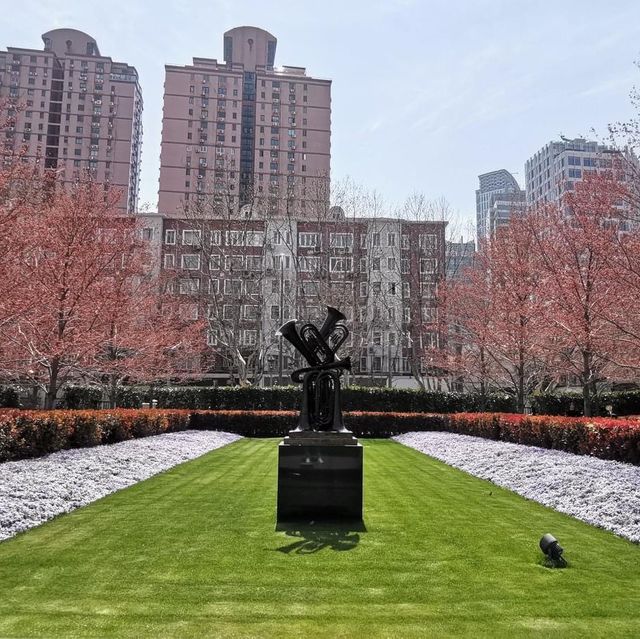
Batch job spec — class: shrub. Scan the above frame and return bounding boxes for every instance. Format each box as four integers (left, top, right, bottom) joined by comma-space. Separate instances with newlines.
0, 409, 191, 462
189, 410, 446, 438
3, 407, 638, 466
0, 386, 22, 408
441, 413, 640, 465
59, 384, 518, 413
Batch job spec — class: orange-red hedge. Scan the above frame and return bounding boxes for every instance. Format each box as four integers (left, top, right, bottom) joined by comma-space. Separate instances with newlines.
1, 409, 639, 465
443, 412, 640, 464
0, 409, 191, 462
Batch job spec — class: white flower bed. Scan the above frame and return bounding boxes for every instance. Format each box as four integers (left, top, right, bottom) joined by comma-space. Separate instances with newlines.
0, 430, 241, 542
394, 432, 640, 543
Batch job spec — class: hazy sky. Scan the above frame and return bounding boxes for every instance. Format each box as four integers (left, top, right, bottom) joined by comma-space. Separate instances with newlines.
2, 0, 639, 230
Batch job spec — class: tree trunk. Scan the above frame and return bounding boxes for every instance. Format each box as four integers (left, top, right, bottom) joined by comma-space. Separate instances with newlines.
479, 346, 487, 411
582, 350, 592, 417
517, 349, 525, 414
44, 357, 60, 409
109, 373, 118, 409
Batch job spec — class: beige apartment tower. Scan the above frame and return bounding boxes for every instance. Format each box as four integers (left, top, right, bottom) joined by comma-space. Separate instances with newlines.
158, 26, 331, 218
0, 29, 143, 212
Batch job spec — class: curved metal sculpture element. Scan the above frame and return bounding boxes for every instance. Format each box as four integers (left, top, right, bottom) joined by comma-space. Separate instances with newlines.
278, 306, 351, 432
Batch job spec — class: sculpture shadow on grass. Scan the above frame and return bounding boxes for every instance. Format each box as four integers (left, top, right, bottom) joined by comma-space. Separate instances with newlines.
275, 521, 366, 555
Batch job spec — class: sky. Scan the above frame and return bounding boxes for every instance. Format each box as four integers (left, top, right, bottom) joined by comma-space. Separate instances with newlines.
2, 0, 639, 232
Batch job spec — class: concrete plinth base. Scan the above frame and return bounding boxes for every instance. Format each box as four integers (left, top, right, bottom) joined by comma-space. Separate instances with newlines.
277, 431, 363, 523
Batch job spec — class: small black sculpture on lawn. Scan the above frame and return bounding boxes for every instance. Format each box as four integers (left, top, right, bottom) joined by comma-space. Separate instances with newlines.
278, 306, 351, 432
276, 306, 363, 523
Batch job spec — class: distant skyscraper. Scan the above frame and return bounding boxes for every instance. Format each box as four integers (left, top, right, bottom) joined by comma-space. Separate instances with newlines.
445, 239, 476, 281
525, 137, 619, 207
158, 26, 331, 218
0, 29, 143, 213
476, 169, 524, 240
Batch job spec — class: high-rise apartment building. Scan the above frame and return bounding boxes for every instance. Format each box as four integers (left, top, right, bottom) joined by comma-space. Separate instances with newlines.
0, 29, 143, 213
475, 169, 524, 240
525, 137, 621, 207
158, 26, 331, 218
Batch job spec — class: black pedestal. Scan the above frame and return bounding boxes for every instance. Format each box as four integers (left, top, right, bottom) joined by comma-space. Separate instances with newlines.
277, 431, 363, 523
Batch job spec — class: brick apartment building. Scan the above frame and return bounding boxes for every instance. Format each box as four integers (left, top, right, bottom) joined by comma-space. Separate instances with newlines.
139, 211, 447, 387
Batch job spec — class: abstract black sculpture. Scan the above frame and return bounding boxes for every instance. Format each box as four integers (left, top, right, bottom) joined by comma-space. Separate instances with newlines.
276, 306, 363, 523
278, 306, 350, 432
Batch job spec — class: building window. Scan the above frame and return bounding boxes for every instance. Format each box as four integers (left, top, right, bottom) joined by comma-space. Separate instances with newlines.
420, 259, 437, 274
298, 232, 319, 247
179, 279, 200, 295
243, 305, 259, 320
182, 229, 201, 246
243, 329, 257, 346
329, 233, 353, 248
299, 256, 320, 272
246, 255, 263, 270
225, 255, 245, 271
421, 307, 437, 323
163, 254, 176, 269
272, 230, 291, 245
181, 254, 200, 270
208, 279, 220, 295
165, 229, 176, 245
224, 279, 243, 295
419, 234, 437, 250
329, 257, 353, 272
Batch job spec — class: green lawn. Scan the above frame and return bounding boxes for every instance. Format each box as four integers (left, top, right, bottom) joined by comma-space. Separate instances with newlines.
0, 439, 638, 638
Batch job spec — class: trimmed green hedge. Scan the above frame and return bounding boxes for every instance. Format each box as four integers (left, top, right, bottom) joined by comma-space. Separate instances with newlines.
188, 410, 445, 438
58, 385, 517, 413
531, 391, 640, 417
53, 385, 640, 416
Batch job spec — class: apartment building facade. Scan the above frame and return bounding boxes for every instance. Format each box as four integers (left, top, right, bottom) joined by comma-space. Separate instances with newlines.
138, 212, 446, 387
0, 28, 143, 212
158, 26, 331, 219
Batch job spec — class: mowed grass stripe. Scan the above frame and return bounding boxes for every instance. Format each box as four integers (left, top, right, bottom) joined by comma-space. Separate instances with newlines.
0, 438, 638, 638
